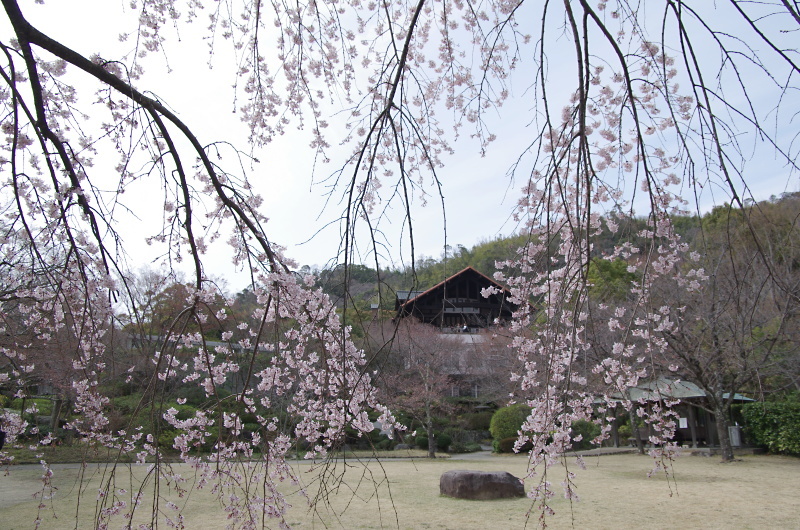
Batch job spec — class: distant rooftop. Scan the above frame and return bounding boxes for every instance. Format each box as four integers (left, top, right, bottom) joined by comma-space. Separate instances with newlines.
395, 290, 424, 302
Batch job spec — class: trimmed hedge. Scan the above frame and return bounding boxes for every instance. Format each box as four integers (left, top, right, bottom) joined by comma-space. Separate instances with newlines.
490, 404, 533, 453
741, 401, 800, 455
489, 404, 530, 442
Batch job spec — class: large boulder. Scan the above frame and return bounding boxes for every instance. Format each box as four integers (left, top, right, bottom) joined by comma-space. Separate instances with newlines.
439, 470, 525, 500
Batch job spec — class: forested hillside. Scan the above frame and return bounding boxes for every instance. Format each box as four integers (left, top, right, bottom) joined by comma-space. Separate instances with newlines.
314, 194, 799, 321
311, 212, 693, 308
313, 234, 533, 310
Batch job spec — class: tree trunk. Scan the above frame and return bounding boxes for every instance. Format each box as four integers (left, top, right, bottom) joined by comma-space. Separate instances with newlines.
62, 398, 74, 445
713, 401, 735, 462
629, 409, 645, 455
50, 397, 63, 434
427, 428, 436, 459
425, 406, 436, 459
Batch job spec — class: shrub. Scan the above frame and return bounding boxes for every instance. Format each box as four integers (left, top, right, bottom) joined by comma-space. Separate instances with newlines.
173, 385, 210, 406
493, 436, 533, 453
111, 393, 147, 415
413, 433, 451, 451
741, 401, 800, 455
463, 411, 494, 431
617, 424, 632, 440
442, 426, 461, 441
171, 403, 199, 421
498, 437, 516, 453
448, 441, 468, 453
97, 381, 135, 398
449, 441, 483, 453
489, 403, 530, 443
157, 429, 183, 452
238, 411, 259, 424
200, 426, 221, 451
570, 419, 601, 450
436, 433, 452, 451
173, 385, 231, 406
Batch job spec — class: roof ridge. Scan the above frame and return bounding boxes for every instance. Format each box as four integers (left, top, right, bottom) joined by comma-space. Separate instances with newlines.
400, 265, 510, 308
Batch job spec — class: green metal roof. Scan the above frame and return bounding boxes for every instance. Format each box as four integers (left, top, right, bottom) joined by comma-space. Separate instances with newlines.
611, 377, 755, 402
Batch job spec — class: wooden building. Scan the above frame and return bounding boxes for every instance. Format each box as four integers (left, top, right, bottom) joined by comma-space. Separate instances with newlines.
395, 266, 517, 329
611, 377, 754, 448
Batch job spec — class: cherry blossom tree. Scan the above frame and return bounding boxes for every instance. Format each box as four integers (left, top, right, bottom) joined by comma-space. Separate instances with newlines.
1, 0, 798, 526
1, 1, 398, 526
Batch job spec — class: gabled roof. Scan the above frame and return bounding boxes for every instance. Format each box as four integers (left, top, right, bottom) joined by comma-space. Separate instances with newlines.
612, 377, 754, 402
630, 378, 706, 400
399, 266, 511, 309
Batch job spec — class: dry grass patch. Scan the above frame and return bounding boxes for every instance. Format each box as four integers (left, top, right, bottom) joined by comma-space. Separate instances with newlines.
0, 453, 798, 528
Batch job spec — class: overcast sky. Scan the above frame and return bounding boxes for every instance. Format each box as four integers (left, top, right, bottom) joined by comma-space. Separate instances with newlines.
11, 1, 798, 291
17, 2, 535, 278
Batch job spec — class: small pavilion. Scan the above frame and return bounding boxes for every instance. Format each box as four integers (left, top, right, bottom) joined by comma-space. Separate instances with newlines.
610, 377, 754, 448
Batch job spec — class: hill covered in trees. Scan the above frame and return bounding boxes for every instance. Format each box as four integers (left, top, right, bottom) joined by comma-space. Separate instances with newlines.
313, 193, 800, 330
310, 208, 697, 309
312, 234, 533, 311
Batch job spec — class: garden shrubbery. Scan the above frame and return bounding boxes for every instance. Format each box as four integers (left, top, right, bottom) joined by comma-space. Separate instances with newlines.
3, 388, 487, 456
489, 404, 529, 439
489, 403, 531, 453
497, 437, 518, 453
436, 433, 452, 451
741, 399, 800, 455
617, 423, 632, 441
462, 411, 494, 431
448, 441, 483, 453
490, 404, 603, 453
412, 433, 452, 452
570, 419, 601, 450
490, 404, 530, 452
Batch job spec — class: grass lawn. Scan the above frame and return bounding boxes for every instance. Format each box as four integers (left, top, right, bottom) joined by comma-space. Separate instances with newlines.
0, 452, 798, 528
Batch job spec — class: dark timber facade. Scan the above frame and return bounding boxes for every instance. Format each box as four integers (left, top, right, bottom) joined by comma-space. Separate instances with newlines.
395, 266, 517, 329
